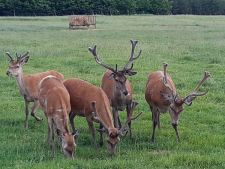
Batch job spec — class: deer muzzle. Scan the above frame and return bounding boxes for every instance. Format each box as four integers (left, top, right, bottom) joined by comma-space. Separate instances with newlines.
123, 90, 128, 96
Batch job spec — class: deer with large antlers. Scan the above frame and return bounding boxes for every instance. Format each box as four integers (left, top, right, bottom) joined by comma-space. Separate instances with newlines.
63, 78, 142, 155
88, 40, 142, 138
38, 75, 76, 158
6, 52, 64, 128
145, 63, 210, 142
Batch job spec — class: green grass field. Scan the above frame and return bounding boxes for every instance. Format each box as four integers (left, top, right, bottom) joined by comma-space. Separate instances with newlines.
0, 15, 225, 169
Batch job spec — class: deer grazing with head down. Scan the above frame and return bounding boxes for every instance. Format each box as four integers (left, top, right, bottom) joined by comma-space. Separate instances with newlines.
88, 40, 142, 138
145, 63, 210, 142
6, 52, 64, 128
38, 75, 76, 158
63, 78, 142, 155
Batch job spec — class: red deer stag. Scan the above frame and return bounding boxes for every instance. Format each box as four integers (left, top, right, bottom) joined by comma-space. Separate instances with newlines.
63, 78, 141, 155
6, 52, 64, 128
38, 75, 76, 158
88, 40, 142, 138
145, 63, 210, 142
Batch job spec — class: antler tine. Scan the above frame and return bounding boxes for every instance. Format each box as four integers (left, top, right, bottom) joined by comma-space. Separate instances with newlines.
5, 52, 14, 62
21, 51, 29, 58
16, 51, 29, 61
190, 90, 209, 97
194, 71, 210, 91
88, 45, 97, 57
163, 62, 168, 84
88, 45, 116, 73
183, 71, 210, 103
123, 40, 142, 70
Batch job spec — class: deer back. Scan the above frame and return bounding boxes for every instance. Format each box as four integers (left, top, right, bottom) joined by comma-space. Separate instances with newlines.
39, 75, 70, 118
145, 71, 176, 109
24, 70, 64, 100
63, 78, 115, 129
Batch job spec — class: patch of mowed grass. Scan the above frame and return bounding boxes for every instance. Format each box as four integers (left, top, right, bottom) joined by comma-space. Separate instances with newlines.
1, 15, 225, 168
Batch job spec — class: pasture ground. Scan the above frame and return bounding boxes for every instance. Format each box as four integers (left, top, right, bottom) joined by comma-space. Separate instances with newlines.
0, 15, 224, 169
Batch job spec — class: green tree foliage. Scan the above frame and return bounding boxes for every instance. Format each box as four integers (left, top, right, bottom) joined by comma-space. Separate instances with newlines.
0, 0, 172, 15
0, 0, 224, 16
172, 0, 225, 15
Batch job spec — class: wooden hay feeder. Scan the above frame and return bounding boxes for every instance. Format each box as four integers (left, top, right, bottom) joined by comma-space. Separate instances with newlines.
69, 15, 96, 29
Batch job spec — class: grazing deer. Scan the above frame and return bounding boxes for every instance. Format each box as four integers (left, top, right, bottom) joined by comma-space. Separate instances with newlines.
145, 63, 210, 142
6, 52, 64, 128
38, 75, 76, 158
88, 40, 142, 138
63, 78, 141, 155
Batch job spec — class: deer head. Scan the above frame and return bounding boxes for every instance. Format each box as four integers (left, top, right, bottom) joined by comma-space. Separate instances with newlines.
89, 40, 142, 97
61, 131, 77, 159
160, 63, 210, 126
91, 101, 142, 155
6, 52, 29, 77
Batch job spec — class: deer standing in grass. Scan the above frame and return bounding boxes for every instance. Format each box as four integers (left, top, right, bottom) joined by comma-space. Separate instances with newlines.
145, 63, 210, 142
63, 78, 141, 155
38, 75, 76, 158
88, 40, 142, 138
6, 52, 64, 128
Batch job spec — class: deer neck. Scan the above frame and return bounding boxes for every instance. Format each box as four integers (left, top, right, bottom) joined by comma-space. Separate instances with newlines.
112, 85, 126, 110
15, 70, 29, 99
55, 117, 69, 135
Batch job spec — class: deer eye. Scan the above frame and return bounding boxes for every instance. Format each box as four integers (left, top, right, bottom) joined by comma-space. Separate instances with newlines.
16, 65, 20, 68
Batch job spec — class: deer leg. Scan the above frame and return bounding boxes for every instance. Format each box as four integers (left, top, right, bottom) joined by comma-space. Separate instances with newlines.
157, 112, 160, 129
112, 107, 119, 128
31, 100, 42, 121
118, 116, 122, 129
172, 123, 180, 142
126, 104, 132, 138
51, 120, 56, 158
47, 118, 55, 158
151, 108, 159, 143
86, 117, 97, 147
24, 100, 30, 129
47, 117, 52, 144
99, 123, 104, 147
69, 111, 77, 134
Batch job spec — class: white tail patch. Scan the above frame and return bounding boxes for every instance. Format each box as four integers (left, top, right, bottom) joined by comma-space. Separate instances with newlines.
39, 75, 57, 88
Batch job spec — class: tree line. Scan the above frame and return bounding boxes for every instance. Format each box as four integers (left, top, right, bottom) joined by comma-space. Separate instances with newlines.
0, 0, 225, 16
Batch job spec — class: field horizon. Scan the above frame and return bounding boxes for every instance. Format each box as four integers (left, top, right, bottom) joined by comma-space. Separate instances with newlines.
0, 15, 225, 169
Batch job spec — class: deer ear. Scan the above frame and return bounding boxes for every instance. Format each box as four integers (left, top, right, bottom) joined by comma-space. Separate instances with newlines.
126, 71, 137, 76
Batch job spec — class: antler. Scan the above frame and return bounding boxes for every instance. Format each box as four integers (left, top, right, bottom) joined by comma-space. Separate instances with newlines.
163, 62, 168, 84
17, 51, 29, 61
119, 111, 143, 136
88, 45, 117, 73
6, 52, 14, 62
183, 71, 210, 104
162, 62, 172, 91
194, 71, 210, 91
123, 40, 142, 71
